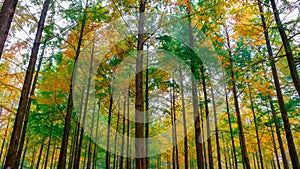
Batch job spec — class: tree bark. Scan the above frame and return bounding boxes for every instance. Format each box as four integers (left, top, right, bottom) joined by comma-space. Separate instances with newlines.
135, 0, 146, 168
14, 42, 47, 169
57, 0, 88, 168
211, 85, 222, 169
270, 0, 300, 97
249, 88, 264, 169
225, 26, 251, 169
186, 1, 204, 168
258, 1, 299, 168
179, 69, 189, 169
4, 0, 50, 167
36, 142, 44, 169
0, 0, 18, 58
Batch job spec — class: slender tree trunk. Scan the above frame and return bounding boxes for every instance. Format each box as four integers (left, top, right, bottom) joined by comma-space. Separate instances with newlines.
186, 1, 204, 167
74, 37, 94, 169
57, 1, 88, 168
171, 77, 179, 169
120, 95, 127, 169
15, 43, 47, 169
200, 105, 207, 169
4, 0, 50, 168
106, 92, 114, 169
225, 26, 251, 169
44, 123, 53, 169
179, 69, 189, 169
30, 147, 36, 169
249, 88, 264, 169
210, 85, 222, 169
93, 102, 101, 169
135, 0, 146, 168
224, 73, 238, 169
0, 0, 18, 58
87, 101, 96, 169
269, 97, 289, 169
269, 0, 300, 97
19, 139, 28, 169
50, 145, 56, 169
270, 117, 281, 169
200, 66, 214, 169
70, 86, 85, 169
145, 43, 150, 169
113, 101, 121, 169
126, 88, 131, 169
0, 119, 10, 165
36, 143, 44, 169
258, 1, 298, 168
87, 40, 96, 169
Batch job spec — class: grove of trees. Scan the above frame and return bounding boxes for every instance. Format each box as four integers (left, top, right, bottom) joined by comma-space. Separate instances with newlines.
0, 0, 299, 168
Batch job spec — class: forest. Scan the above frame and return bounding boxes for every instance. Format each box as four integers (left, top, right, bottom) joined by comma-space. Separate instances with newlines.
0, 0, 300, 168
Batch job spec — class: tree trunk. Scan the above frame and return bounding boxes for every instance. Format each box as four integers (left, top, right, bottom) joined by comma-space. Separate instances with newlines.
0, 0, 18, 58
171, 77, 179, 169
135, 0, 146, 168
43, 122, 53, 169
145, 44, 150, 169
270, 0, 300, 97
4, 0, 50, 168
106, 93, 114, 169
19, 139, 28, 169
179, 69, 189, 169
57, 1, 88, 168
211, 85, 222, 169
225, 26, 251, 169
87, 100, 97, 169
225, 79, 238, 169
36, 142, 44, 169
249, 88, 264, 169
50, 145, 56, 169
120, 95, 127, 169
15, 42, 46, 169
186, 1, 204, 167
126, 88, 131, 169
113, 101, 121, 169
258, 1, 298, 168
269, 97, 289, 169
0, 119, 10, 165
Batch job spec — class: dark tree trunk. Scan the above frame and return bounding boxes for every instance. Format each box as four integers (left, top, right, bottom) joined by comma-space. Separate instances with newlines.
179, 69, 189, 169
211, 85, 222, 169
57, 1, 88, 168
0, 119, 10, 165
50, 145, 56, 169
258, 1, 298, 168
187, 1, 204, 167
4, 0, 50, 168
113, 101, 121, 169
0, 0, 18, 58
19, 139, 28, 169
270, 0, 300, 97
15, 42, 47, 169
44, 123, 53, 169
224, 73, 238, 169
92, 102, 101, 169
120, 96, 127, 169
171, 77, 179, 169
249, 88, 264, 169
225, 26, 251, 169
36, 143, 44, 169
135, 0, 146, 168
106, 93, 114, 169
269, 98, 289, 169
145, 44, 150, 169
126, 88, 131, 169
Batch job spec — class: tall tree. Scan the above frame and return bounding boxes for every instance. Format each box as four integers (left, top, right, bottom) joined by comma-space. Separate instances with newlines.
257, 1, 300, 168
270, 0, 300, 97
135, 0, 146, 168
225, 26, 251, 169
4, 0, 50, 168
